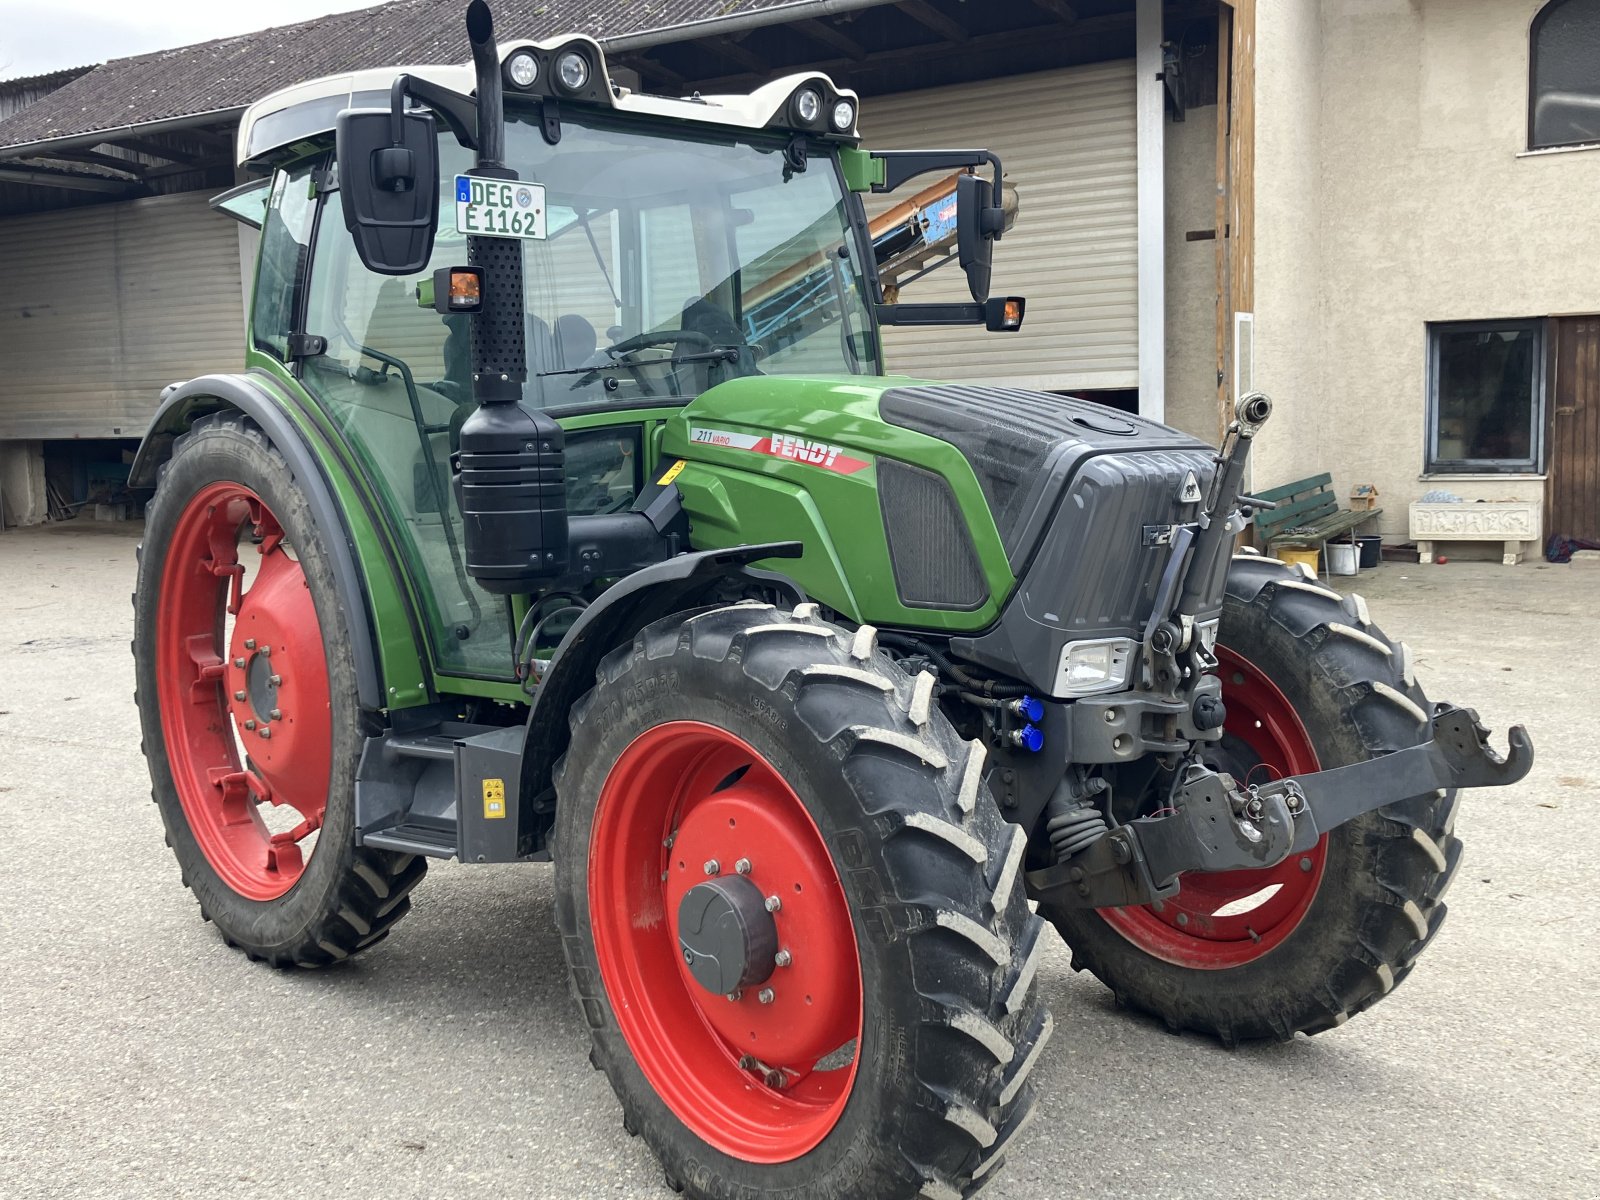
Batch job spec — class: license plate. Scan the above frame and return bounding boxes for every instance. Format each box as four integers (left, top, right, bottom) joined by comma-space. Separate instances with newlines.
454, 175, 546, 240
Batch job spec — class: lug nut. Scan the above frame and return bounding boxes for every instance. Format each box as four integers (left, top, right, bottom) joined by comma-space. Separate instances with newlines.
726, 990, 742, 1002
1176, 912, 1190, 927
735, 858, 752, 875
260, 647, 271, 657
774, 950, 792, 968
269, 675, 282, 687
269, 709, 282, 721
764, 896, 782, 913
234, 691, 246, 702
704, 859, 720, 876
259, 728, 271, 740
1299, 857, 1314, 872
233, 658, 246, 669
758, 988, 775, 1005
244, 639, 256, 650
243, 719, 256, 730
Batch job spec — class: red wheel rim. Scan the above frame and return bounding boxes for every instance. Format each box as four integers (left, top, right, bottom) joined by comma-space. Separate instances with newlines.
588, 722, 863, 1163
1101, 646, 1329, 969
155, 482, 332, 902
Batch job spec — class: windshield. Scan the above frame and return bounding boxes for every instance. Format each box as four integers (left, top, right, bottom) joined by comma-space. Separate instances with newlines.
500, 109, 877, 406
305, 110, 875, 413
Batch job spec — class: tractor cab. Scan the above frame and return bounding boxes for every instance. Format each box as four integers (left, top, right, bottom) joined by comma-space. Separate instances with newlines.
224, 22, 1013, 684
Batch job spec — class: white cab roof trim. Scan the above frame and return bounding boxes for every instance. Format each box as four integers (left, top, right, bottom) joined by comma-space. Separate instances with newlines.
236, 33, 859, 167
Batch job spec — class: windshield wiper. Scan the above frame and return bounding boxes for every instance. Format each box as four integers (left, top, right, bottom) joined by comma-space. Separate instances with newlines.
536, 345, 743, 379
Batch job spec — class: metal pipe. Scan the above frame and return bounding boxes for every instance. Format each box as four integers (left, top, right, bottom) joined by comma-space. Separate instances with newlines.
465, 0, 506, 169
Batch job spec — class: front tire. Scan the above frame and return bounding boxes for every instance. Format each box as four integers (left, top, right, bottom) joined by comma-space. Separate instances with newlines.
554, 602, 1051, 1199
1046, 557, 1461, 1043
134, 413, 425, 966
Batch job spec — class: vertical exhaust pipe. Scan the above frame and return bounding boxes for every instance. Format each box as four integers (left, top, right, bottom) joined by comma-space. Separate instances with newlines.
453, 0, 570, 591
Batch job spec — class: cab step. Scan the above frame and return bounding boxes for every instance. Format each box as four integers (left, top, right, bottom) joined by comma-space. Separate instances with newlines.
353, 723, 531, 862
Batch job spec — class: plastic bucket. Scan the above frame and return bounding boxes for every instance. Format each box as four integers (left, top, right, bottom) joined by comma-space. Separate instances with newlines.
1357, 535, 1383, 568
1327, 542, 1359, 576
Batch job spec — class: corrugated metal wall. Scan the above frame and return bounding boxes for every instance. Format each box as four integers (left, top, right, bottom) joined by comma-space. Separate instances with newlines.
0, 189, 244, 439
860, 60, 1138, 392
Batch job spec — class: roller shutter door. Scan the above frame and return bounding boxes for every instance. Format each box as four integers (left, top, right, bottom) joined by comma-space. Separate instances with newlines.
0, 189, 245, 439
859, 60, 1138, 392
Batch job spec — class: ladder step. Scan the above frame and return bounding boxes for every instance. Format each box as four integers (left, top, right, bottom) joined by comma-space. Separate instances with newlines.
361, 823, 458, 858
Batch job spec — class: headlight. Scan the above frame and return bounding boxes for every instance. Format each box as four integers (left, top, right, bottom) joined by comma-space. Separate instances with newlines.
793, 88, 822, 125
830, 99, 855, 131
1054, 637, 1135, 698
555, 50, 590, 91
505, 51, 539, 89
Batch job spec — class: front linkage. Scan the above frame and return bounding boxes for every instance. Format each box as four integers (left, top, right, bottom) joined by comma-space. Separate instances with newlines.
1028, 393, 1533, 912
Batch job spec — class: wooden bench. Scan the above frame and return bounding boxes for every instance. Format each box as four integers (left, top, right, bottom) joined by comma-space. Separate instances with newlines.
1253, 473, 1382, 577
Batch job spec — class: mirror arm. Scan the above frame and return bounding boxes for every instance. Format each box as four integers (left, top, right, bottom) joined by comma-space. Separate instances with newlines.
402, 76, 480, 151
871, 149, 1001, 195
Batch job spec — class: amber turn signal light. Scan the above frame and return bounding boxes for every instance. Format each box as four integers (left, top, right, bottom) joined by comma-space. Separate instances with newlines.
984, 295, 1026, 332
431, 265, 485, 314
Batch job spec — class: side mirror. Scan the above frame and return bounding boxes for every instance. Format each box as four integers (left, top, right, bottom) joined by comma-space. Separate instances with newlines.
335, 103, 439, 276
956, 172, 1004, 303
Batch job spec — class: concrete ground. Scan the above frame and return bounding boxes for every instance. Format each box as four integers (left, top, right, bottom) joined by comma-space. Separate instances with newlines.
1, 521, 1595, 1200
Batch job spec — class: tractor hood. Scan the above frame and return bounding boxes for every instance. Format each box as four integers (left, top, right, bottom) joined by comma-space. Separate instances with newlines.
665, 376, 1224, 682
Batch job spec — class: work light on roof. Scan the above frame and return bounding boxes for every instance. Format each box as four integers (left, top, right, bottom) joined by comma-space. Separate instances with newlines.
830, 99, 855, 132
505, 51, 539, 88
793, 87, 822, 125
556, 49, 590, 92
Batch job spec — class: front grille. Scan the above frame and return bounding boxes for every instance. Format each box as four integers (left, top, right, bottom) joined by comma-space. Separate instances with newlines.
1015, 449, 1220, 639
878, 459, 989, 610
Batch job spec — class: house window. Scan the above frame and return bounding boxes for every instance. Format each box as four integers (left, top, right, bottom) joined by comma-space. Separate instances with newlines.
1530, 0, 1600, 149
1426, 321, 1546, 474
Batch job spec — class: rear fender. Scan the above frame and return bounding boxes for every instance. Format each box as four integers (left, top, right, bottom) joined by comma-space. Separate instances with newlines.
518, 544, 804, 819
130, 373, 389, 713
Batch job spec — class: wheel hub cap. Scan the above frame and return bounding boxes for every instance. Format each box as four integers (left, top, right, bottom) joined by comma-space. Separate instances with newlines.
678, 875, 779, 996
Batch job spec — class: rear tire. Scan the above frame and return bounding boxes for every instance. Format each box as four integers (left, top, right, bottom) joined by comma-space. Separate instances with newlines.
1045, 556, 1461, 1043
134, 413, 425, 967
554, 602, 1051, 1199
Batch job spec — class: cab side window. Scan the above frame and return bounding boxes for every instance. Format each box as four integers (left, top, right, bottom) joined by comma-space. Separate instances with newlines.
252, 162, 320, 361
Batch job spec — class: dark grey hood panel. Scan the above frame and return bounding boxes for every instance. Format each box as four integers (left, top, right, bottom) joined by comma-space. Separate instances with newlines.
879, 383, 1213, 566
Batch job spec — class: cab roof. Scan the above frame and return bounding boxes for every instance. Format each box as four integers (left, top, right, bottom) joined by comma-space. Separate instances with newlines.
236, 32, 861, 169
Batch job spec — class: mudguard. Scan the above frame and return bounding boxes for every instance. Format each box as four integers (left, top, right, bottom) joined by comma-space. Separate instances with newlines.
129, 372, 386, 713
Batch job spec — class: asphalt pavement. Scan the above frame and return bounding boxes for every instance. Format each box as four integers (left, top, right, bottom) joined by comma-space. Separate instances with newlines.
2, 521, 1595, 1199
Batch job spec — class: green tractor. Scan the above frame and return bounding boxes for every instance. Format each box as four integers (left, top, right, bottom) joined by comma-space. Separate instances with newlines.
130, 4, 1531, 1196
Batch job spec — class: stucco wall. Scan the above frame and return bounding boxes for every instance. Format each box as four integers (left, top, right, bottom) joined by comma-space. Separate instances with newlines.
1251, 0, 1326, 503
1164, 110, 1222, 442
1255, 0, 1600, 542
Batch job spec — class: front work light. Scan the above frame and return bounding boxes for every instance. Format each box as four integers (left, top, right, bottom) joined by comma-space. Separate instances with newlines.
830, 99, 855, 131
793, 88, 822, 125
430, 266, 485, 314
505, 51, 539, 88
1054, 637, 1135, 698
556, 50, 590, 91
